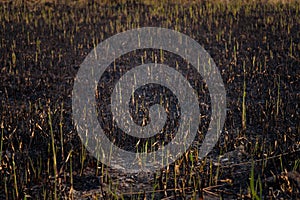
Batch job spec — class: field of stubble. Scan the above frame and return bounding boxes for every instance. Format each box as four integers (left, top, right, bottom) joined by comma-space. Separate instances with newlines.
0, 0, 299, 199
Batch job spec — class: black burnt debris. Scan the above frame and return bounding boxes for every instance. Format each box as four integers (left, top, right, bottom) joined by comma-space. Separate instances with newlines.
0, 0, 299, 199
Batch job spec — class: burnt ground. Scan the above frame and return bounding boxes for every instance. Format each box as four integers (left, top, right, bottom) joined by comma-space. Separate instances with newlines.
0, 1, 299, 199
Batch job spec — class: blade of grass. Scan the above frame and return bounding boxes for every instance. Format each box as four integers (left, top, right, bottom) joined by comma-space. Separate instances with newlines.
48, 107, 58, 199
